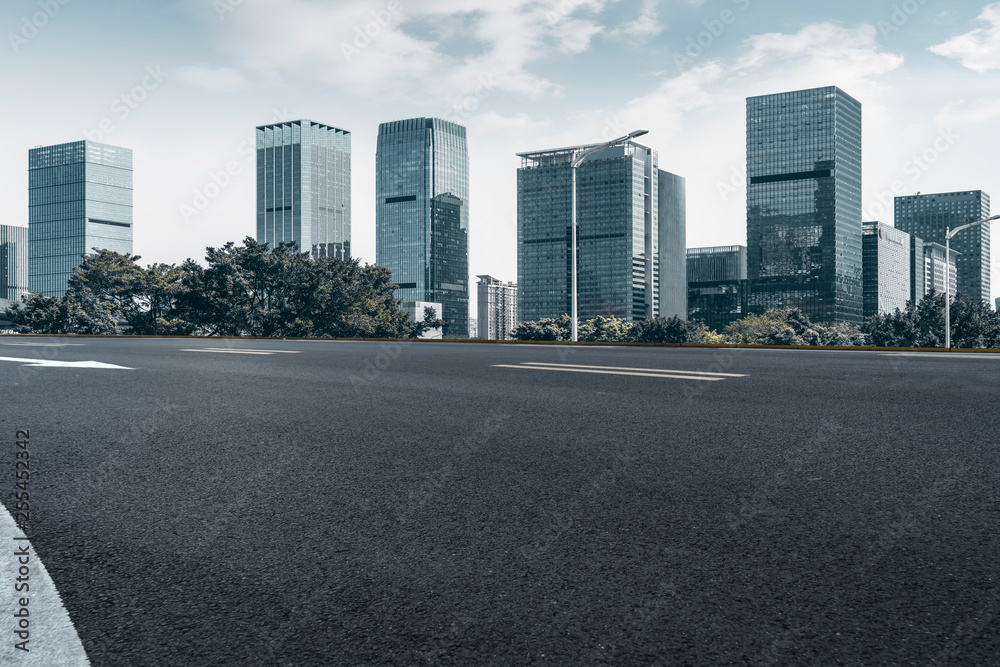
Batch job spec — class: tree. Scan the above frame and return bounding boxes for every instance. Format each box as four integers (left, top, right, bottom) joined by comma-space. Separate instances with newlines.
409, 306, 447, 339
510, 315, 573, 341
630, 316, 709, 344
6, 292, 119, 335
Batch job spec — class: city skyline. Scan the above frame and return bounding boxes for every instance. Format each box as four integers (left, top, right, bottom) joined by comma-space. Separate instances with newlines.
4, 1, 1000, 315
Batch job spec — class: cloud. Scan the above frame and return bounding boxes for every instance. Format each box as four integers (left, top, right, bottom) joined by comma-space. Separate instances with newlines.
175, 65, 248, 93
935, 98, 1000, 126
609, 0, 664, 43
930, 3, 1000, 72
195, 0, 616, 105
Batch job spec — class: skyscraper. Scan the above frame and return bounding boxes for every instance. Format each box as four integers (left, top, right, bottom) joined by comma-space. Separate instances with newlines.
256, 119, 351, 261
894, 190, 990, 303
28, 141, 133, 297
516, 140, 685, 323
687, 245, 747, 332
477, 275, 518, 340
376, 118, 469, 338
862, 222, 910, 318
746, 86, 863, 324
1, 225, 29, 304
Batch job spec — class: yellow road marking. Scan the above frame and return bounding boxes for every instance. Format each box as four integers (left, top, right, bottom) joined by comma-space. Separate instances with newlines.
491, 364, 725, 381
521, 362, 747, 377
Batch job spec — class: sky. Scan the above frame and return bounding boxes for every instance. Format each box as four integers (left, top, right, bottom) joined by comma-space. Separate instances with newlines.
3, 0, 1000, 312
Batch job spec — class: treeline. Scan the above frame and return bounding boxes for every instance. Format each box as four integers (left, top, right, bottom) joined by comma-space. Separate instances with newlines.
512, 293, 1000, 349
3, 239, 441, 338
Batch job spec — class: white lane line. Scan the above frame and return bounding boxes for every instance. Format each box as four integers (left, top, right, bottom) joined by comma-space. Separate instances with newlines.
492, 364, 726, 381
0, 509, 91, 665
881, 352, 1000, 359
181, 349, 271, 354
0, 357, 133, 370
1, 343, 86, 347
521, 362, 748, 377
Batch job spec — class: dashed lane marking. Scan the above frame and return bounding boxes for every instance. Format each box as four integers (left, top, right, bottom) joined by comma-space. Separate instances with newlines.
521, 362, 748, 377
180, 348, 302, 355
492, 362, 746, 381
1, 343, 85, 347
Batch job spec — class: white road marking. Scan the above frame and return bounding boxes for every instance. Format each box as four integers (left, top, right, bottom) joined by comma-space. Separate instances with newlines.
1, 343, 85, 347
521, 362, 748, 377
492, 364, 728, 381
0, 357, 133, 370
0, 509, 91, 665
180, 348, 301, 355
881, 352, 1000, 359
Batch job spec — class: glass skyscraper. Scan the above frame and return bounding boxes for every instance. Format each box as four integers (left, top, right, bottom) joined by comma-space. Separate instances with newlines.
376, 118, 469, 338
746, 86, 863, 324
517, 141, 685, 323
256, 120, 351, 261
894, 190, 990, 303
687, 245, 747, 332
28, 141, 133, 297
1, 224, 29, 304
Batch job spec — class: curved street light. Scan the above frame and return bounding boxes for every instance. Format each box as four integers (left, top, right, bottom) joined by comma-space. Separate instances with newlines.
944, 213, 1000, 348
570, 129, 649, 342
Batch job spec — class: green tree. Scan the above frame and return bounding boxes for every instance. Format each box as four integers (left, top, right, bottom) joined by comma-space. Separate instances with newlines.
630, 316, 709, 344
408, 306, 447, 339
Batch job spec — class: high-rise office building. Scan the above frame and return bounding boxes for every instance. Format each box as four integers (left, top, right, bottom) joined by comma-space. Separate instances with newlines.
659, 171, 687, 319
256, 119, 351, 261
908, 235, 926, 307
746, 86, 863, 324
28, 141, 133, 297
687, 245, 747, 332
1, 225, 29, 305
862, 222, 910, 318
894, 190, 990, 303
924, 242, 959, 298
516, 140, 685, 323
477, 275, 518, 340
376, 118, 469, 338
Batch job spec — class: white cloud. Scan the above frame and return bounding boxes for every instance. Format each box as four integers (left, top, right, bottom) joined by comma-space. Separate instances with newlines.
609, 0, 664, 43
930, 3, 1000, 72
935, 98, 1000, 126
175, 65, 248, 93
197, 0, 616, 104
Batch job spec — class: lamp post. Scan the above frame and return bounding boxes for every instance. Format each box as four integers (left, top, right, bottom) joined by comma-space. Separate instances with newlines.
943, 214, 1000, 348
569, 129, 649, 342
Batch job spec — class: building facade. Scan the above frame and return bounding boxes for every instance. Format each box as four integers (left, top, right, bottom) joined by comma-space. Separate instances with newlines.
908, 235, 927, 307
0, 225, 29, 304
401, 300, 444, 339
894, 191, 990, 304
746, 86, 863, 324
376, 118, 469, 338
862, 222, 911, 318
28, 141, 133, 297
516, 140, 684, 323
924, 242, 959, 298
256, 119, 351, 261
687, 245, 747, 332
477, 275, 518, 340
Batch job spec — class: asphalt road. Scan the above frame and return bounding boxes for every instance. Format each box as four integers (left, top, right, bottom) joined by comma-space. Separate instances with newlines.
1, 336, 998, 666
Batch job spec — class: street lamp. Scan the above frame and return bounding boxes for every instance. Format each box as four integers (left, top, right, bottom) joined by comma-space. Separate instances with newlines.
944, 213, 1000, 348
569, 128, 649, 342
